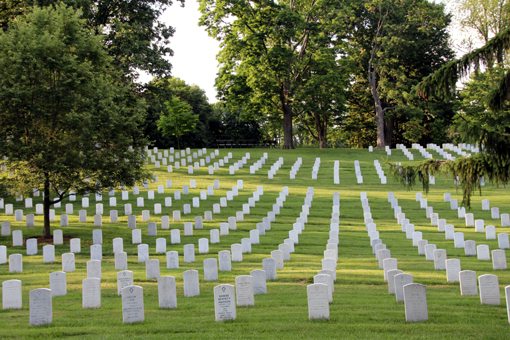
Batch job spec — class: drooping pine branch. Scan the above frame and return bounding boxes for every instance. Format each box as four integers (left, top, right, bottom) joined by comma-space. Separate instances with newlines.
416, 28, 510, 100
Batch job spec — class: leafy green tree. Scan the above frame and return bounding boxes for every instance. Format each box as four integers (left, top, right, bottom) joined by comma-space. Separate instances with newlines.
199, 0, 347, 149
1, 0, 180, 77
0, 4, 148, 237
457, 0, 509, 45
346, 0, 454, 147
157, 97, 199, 149
145, 77, 214, 147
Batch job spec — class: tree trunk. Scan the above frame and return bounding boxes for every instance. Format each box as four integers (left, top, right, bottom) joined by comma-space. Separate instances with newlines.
43, 175, 51, 238
280, 85, 294, 149
369, 65, 385, 148
314, 112, 327, 149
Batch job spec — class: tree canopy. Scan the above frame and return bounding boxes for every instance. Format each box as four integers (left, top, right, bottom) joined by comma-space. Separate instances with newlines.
0, 4, 148, 236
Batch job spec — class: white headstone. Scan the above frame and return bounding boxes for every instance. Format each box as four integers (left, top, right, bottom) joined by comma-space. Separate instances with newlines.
492, 249, 507, 270
459, 270, 478, 296
146, 259, 160, 280
2, 279, 22, 309
166, 251, 179, 269
9, 254, 22, 273
43, 245, 55, 263
446, 258, 461, 282
262, 258, 277, 280
183, 269, 200, 297
479, 274, 500, 305
49, 271, 67, 296
82, 278, 101, 308
403, 283, 428, 322
476, 244, 490, 260
115, 251, 128, 271
158, 276, 177, 309
307, 283, 329, 320
214, 284, 236, 321
122, 285, 144, 324
251, 269, 267, 295
394, 273, 413, 303
117, 270, 134, 296
62, 253, 75, 272
29, 288, 52, 326
204, 258, 219, 281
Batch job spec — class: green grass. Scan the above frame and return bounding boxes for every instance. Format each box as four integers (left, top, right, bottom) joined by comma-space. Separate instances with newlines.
1, 147, 510, 339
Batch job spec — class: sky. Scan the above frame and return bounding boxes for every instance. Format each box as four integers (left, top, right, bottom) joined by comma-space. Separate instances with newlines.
156, 0, 475, 104
160, 0, 220, 102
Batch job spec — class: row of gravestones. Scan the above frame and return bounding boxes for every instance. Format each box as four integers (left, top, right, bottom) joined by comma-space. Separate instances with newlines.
267, 157, 284, 180
369, 192, 510, 323
373, 160, 387, 184
0, 177, 225, 219
0, 181, 259, 243
394, 193, 509, 264
307, 192, 340, 320
2, 186, 346, 325
0, 187, 286, 273
363, 192, 431, 322
3, 187, 318, 325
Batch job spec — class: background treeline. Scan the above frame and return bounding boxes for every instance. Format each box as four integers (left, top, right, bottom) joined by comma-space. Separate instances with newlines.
1, 0, 509, 149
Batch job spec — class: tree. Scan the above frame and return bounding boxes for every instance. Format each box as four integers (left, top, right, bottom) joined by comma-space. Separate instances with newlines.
457, 0, 509, 45
346, 0, 454, 147
394, 11, 510, 207
1, 0, 181, 77
144, 77, 214, 147
157, 97, 200, 149
199, 0, 347, 149
0, 4, 148, 237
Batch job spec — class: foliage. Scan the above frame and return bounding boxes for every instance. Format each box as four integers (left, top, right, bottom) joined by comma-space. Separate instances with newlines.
157, 97, 199, 148
210, 102, 262, 144
144, 77, 215, 148
0, 4, 148, 236
199, 0, 348, 149
345, 0, 455, 147
0, 0, 180, 77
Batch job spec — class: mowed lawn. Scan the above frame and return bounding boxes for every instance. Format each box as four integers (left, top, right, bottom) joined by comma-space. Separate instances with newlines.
0, 147, 509, 339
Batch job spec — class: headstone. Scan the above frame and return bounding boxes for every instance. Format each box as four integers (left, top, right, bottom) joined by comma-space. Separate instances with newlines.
146, 259, 160, 280
156, 238, 166, 254
263, 258, 277, 280
0, 246, 5, 265
137, 244, 149, 263
184, 244, 195, 263
12, 230, 23, 247
232, 244, 243, 262
446, 259, 461, 282
459, 270, 478, 296
307, 284, 329, 320
2, 279, 22, 309
29, 288, 52, 326
477, 244, 490, 260
86, 260, 102, 279
394, 273, 413, 303
50, 271, 67, 296
433, 249, 447, 270
121, 286, 144, 324
53, 229, 63, 245
132, 229, 142, 244
204, 258, 219, 281
387, 269, 403, 294
43, 245, 55, 263
492, 249, 507, 270
62, 253, 75, 272
499, 233, 510, 249
26, 238, 37, 255
82, 278, 101, 309
92, 229, 103, 245
115, 251, 128, 271
218, 250, 232, 271
166, 251, 179, 269
9, 254, 22, 273
214, 284, 236, 321
251, 269, 267, 295
235, 275, 254, 306
479, 274, 500, 305
158, 276, 177, 309
464, 240, 476, 256
183, 270, 200, 297
90, 244, 102, 261
403, 283, 428, 322
117, 270, 133, 295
